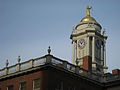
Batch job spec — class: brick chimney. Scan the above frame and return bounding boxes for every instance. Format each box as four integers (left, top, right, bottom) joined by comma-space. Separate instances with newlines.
112, 69, 120, 75
83, 56, 92, 71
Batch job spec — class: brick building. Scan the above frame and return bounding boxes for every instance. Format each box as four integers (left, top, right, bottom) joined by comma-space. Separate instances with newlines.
0, 6, 120, 90
0, 54, 120, 90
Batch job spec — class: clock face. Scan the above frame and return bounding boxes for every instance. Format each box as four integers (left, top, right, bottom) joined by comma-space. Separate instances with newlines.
78, 39, 85, 49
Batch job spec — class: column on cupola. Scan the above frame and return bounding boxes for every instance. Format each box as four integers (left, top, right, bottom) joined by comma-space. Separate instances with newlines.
101, 39, 107, 73
104, 43, 106, 66
92, 36, 96, 70
104, 41, 107, 72
72, 40, 76, 64
86, 35, 90, 56
75, 40, 78, 65
101, 41, 104, 65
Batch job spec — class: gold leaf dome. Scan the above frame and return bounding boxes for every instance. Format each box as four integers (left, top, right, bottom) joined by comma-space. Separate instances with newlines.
81, 16, 96, 22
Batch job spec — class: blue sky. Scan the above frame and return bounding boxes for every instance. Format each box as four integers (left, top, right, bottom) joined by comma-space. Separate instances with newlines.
0, 0, 120, 72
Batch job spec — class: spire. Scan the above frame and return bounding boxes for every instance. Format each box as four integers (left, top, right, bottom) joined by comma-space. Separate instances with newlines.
86, 6, 92, 16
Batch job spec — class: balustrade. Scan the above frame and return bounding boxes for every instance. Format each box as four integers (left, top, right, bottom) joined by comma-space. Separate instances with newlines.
0, 55, 119, 82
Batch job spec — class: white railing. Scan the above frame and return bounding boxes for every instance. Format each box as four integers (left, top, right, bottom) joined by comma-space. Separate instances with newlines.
51, 58, 63, 65
0, 56, 46, 77
20, 61, 32, 70
0, 68, 6, 76
0, 54, 119, 82
8, 65, 18, 74
33, 58, 46, 67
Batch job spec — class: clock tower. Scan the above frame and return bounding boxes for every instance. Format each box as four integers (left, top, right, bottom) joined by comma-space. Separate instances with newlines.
70, 6, 108, 74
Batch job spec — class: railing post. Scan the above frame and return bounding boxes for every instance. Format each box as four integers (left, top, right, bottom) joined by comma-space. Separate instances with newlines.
5, 60, 9, 75
63, 61, 67, 69
17, 56, 21, 71
16, 63, 20, 71
100, 75, 106, 82
87, 71, 92, 77
29, 59, 34, 68
75, 66, 80, 74
46, 55, 52, 64
5, 67, 8, 75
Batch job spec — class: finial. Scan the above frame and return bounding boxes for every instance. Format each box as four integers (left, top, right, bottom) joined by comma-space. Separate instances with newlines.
6, 60, 9, 67
72, 26, 74, 30
102, 28, 106, 36
86, 6, 92, 16
17, 56, 21, 63
47, 46, 51, 55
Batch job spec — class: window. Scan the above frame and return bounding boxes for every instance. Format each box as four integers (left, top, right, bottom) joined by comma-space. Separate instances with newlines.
19, 82, 26, 90
33, 78, 41, 90
7, 85, 13, 90
55, 81, 63, 90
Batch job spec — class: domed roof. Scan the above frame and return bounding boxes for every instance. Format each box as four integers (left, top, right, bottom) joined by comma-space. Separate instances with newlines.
81, 16, 96, 22
80, 6, 97, 23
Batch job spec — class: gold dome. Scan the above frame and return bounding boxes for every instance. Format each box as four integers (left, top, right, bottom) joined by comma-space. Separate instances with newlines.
81, 16, 96, 22
80, 6, 97, 23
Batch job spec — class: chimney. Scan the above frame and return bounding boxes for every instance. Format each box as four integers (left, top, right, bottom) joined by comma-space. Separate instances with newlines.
112, 69, 120, 75
83, 56, 92, 71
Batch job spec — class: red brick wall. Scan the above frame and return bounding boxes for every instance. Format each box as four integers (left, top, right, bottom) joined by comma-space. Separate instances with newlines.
0, 70, 48, 90
47, 67, 102, 90
112, 69, 120, 75
83, 56, 92, 71
0, 66, 103, 90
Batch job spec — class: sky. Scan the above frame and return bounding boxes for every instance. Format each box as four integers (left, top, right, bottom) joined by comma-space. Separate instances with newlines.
0, 0, 120, 72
